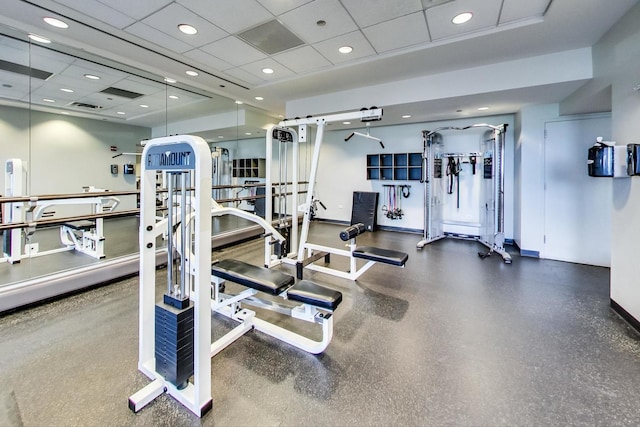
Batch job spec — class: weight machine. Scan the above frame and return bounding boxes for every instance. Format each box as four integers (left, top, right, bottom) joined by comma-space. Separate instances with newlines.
417, 124, 511, 263
129, 135, 213, 417
2, 159, 120, 263
264, 108, 409, 280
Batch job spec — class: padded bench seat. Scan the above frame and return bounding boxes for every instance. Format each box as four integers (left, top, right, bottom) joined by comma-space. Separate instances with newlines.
353, 246, 409, 267
62, 220, 95, 231
287, 280, 342, 310
212, 259, 294, 295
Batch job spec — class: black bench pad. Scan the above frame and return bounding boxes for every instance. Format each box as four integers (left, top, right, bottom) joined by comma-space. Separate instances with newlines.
211, 259, 294, 295
63, 220, 95, 231
353, 246, 408, 266
287, 280, 342, 310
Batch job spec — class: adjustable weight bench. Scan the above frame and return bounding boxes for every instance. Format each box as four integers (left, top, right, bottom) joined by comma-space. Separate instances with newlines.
60, 219, 106, 259
296, 223, 409, 280
210, 259, 342, 354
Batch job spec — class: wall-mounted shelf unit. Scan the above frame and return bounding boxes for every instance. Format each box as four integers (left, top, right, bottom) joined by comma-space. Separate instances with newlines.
232, 158, 266, 178
366, 153, 422, 181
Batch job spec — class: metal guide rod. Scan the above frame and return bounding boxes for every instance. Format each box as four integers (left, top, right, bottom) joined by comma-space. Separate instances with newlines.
297, 121, 325, 262
180, 172, 188, 297
167, 173, 174, 295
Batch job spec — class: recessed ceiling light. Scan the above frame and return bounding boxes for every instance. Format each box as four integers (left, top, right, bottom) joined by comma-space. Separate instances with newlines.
44, 17, 68, 29
338, 46, 353, 54
42, 98, 55, 103
343, 121, 351, 125
255, 96, 264, 101
477, 106, 489, 111
117, 111, 126, 115
139, 104, 149, 108
316, 20, 326, 27
164, 77, 177, 83
218, 136, 224, 139
402, 115, 411, 119
60, 88, 74, 93
235, 100, 243, 105
262, 68, 274, 74
452, 12, 473, 25
245, 132, 252, 136
185, 70, 198, 76
168, 95, 179, 100
84, 74, 100, 80
178, 24, 197, 35
28, 34, 51, 44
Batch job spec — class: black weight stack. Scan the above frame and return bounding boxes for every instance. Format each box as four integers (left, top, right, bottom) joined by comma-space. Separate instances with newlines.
154, 302, 194, 388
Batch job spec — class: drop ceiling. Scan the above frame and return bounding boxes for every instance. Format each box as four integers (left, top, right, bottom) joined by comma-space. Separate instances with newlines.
0, 0, 638, 132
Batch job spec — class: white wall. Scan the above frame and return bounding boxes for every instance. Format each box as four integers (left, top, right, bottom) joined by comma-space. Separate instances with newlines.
581, 2, 640, 322
286, 49, 592, 118
515, 104, 560, 255
0, 105, 150, 213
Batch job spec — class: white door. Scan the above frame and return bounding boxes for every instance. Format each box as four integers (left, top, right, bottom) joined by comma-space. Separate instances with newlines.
543, 116, 612, 266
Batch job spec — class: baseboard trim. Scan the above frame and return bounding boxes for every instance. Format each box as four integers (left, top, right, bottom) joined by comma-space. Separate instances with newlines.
610, 299, 640, 334
520, 249, 540, 258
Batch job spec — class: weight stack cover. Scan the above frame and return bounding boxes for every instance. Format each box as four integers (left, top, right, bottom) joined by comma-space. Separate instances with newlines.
351, 191, 379, 232
155, 302, 194, 387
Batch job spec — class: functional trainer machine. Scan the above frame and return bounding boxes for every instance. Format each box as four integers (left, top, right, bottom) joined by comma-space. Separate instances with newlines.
416, 124, 511, 263
265, 109, 409, 280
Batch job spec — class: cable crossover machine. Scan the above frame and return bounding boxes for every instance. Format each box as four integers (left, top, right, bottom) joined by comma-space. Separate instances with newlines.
264, 108, 409, 280
417, 124, 511, 263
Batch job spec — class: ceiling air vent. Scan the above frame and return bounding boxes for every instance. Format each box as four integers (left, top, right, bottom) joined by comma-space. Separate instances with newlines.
70, 102, 102, 110
237, 19, 304, 55
100, 87, 143, 99
0, 59, 53, 80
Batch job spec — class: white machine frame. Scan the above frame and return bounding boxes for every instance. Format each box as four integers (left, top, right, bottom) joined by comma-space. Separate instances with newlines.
129, 135, 213, 417
264, 108, 386, 279
172, 198, 339, 355
2, 159, 119, 263
416, 124, 511, 263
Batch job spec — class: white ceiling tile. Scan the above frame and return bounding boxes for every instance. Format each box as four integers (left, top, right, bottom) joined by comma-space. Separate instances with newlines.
223, 67, 265, 86
256, 0, 313, 16
44, 74, 108, 92
0, 71, 31, 98
183, 49, 234, 71
177, 0, 273, 33
96, 0, 173, 20
362, 11, 429, 53
273, 45, 331, 73
125, 22, 193, 53
239, 58, 295, 81
141, 3, 228, 48
200, 37, 267, 67
342, 0, 423, 28
426, 0, 503, 41
500, 0, 550, 24
313, 31, 376, 64
279, 0, 358, 43
110, 78, 164, 96
51, 0, 135, 29
30, 86, 83, 102
60, 64, 125, 87
28, 55, 72, 76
